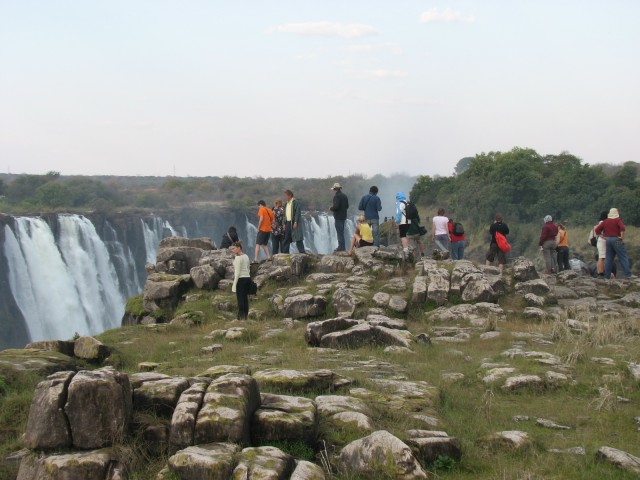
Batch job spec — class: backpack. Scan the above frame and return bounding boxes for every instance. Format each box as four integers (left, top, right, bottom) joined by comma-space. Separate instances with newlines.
453, 222, 464, 236
402, 201, 418, 220
495, 232, 511, 252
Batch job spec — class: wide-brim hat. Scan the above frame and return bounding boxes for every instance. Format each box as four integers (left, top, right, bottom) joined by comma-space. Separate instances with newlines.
608, 208, 619, 219
331, 182, 342, 190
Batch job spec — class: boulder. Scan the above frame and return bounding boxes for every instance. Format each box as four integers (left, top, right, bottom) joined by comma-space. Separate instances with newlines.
427, 268, 450, 305
133, 376, 191, 416
253, 368, 351, 393
24, 371, 75, 450
305, 317, 361, 346
502, 375, 544, 391
332, 288, 362, 317
0, 348, 76, 377
411, 275, 428, 304
596, 446, 640, 474
233, 446, 295, 479
189, 265, 221, 290
338, 430, 427, 479
515, 279, 550, 296
252, 393, 317, 444
318, 255, 355, 273
405, 430, 462, 465
170, 382, 208, 450
449, 260, 481, 296
17, 448, 125, 480
290, 460, 326, 480
143, 273, 192, 313
283, 294, 327, 319
512, 257, 539, 282
167, 443, 240, 479
195, 374, 261, 445
461, 273, 497, 303
478, 430, 531, 451
74, 336, 111, 362
388, 295, 409, 313
65, 368, 132, 449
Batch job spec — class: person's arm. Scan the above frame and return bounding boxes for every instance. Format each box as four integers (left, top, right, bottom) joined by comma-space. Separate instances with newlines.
232, 257, 240, 292
376, 197, 382, 212
618, 219, 625, 239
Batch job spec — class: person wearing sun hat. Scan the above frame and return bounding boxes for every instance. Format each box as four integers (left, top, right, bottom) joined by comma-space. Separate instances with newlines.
595, 208, 634, 279
329, 182, 349, 252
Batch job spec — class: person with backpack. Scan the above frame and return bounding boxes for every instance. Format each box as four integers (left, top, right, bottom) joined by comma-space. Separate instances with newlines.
448, 218, 465, 260
358, 185, 382, 246
394, 192, 411, 257
220, 225, 239, 249
432, 208, 450, 252
486, 213, 510, 272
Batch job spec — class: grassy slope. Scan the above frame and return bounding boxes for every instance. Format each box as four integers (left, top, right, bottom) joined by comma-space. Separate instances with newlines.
1, 260, 639, 479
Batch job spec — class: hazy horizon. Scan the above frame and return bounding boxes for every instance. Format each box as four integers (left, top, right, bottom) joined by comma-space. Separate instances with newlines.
2, 1, 638, 178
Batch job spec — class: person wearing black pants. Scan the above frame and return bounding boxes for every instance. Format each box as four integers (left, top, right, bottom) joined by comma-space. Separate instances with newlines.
231, 241, 251, 320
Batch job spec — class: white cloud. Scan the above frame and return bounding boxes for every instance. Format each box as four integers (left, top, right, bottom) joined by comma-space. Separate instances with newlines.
419, 8, 476, 24
267, 22, 378, 39
348, 44, 373, 54
360, 69, 409, 79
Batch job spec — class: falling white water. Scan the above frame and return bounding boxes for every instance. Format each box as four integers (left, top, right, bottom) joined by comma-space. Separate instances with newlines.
102, 221, 142, 297
303, 214, 356, 254
142, 217, 164, 264
3, 217, 124, 342
57, 215, 126, 334
163, 220, 178, 237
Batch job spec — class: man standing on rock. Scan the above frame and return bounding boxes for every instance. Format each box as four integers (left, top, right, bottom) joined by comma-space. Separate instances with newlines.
330, 182, 349, 252
358, 185, 382, 246
283, 189, 305, 254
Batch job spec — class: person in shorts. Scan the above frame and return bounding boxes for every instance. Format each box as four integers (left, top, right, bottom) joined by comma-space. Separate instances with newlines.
395, 192, 410, 257
485, 213, 509, 272
254, 200, 274, 263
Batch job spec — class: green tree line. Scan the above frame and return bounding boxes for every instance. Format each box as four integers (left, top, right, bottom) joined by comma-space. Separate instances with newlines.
410, 147, 640, 227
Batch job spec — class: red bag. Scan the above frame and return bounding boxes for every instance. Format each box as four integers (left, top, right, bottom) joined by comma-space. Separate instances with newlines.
495, 232, 511, 252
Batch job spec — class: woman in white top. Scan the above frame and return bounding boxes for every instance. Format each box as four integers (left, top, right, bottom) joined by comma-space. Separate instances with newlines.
231, 241, 251, 320
432, 208, 450, 252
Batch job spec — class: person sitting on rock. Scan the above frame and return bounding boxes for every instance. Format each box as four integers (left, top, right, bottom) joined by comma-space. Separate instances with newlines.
348, 215, 374, 255
220, 226, 239, 249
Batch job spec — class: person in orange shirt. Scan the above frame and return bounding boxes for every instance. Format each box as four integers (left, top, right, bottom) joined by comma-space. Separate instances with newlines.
556, 223, 570, 272
254, 200, 274, 263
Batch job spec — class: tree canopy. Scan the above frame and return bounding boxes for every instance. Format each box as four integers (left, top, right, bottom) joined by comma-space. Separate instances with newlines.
411, 148, 640, 227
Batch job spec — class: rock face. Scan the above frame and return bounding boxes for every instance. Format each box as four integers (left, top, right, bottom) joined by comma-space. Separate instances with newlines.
283, 294, 327, 319
339, 430, 428, 479
17, 448, 124, 480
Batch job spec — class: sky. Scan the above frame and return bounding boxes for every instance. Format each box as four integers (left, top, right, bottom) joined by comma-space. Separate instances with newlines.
1, 1, 638, 179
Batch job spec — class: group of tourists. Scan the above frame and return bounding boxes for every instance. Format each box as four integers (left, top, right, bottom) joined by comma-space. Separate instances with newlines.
225, 181, 634, 320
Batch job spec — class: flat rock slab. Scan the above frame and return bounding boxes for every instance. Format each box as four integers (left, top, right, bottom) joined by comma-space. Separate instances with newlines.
596, 446, 640, 474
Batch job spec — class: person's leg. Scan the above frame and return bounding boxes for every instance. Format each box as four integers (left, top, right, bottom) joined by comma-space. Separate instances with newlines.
335, 219, 345, 251
370, 219, 380, 246
613, 239, 632, 277
459, 241, 465, 260
271, 235, 280, 255
254, 243, 261, 262
498, 249, 506, 272
542, 240, 554, 273
283, 222, 292, 253
296, 240, 306, 254
604, 237, 615, 279
236, 278, 249, 320
451, 241, 460, 260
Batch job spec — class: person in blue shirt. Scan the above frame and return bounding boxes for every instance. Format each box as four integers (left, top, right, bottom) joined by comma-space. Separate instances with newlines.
358, 186, 382, 246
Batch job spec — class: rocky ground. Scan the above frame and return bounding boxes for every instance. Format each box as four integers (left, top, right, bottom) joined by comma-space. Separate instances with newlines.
1, 237, 639, 479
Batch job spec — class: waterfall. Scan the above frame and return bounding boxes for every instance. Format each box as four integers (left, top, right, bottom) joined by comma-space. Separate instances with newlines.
102, 221, 143, 297
142, 217, 164, 264
3, 216, 124, 342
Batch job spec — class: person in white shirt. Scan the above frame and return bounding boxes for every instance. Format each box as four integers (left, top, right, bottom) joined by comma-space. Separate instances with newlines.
432, 208, 450, 252
230, 241, 251, 320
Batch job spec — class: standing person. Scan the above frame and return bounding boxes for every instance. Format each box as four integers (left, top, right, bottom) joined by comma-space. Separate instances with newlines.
556, 223, 570, 272
590, 211, 609, 277
282, 190, 305, 254
348, 215, 374, 255
486, 213, 510, 272
539, 215, 559, 274
230, 241, 251, 320
394, 192, 411, 257
448, 218, 465, 260
595, 208, 633, 279
271, 199, 285, 255
358, 186, 382, 246
432, 208, 450, 252
254, 200, 273, 263
220, 226, 239, 249
330, 182, 349, 252
406, 211, 426, 262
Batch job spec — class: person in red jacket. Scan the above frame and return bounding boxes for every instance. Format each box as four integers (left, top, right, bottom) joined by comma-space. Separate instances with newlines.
595, 208, 633, 279
448, 218, 465, 260
539, 215, 559, 274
